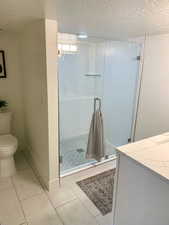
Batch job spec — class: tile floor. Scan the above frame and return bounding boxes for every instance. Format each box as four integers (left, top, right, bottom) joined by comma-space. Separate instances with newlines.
0, 151, 116, 225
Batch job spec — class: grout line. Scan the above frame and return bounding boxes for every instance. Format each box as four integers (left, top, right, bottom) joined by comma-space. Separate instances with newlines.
18, 153, 48, 193
12, 154, 46, 224
16, 167, 31, 172
11, 176, 28, 224
13, 155, 64, 225
45, 182, 100, 225
52, 195, 78, 208
17, 154, 65, 225
54, 210, 65, 225
54, 196, 78, 209
21, 152, 47, 191
62, 179, 102, 219
20, 191, 45, 202
70, 184, 101, 218
44, 191, 65, 225
12, 171, 45, 201
52, 207, 65, 225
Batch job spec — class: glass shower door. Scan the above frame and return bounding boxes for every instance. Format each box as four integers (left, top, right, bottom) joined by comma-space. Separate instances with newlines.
103, 41, 141, 157
58, 40, 103, 175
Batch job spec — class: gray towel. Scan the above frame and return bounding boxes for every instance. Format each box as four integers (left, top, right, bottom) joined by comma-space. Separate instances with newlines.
86, 109, 105, 161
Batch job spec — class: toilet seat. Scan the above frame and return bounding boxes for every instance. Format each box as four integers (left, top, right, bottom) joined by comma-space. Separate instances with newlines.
0, 134, 18, 154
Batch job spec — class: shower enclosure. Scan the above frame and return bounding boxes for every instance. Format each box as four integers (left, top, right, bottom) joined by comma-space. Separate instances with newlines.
58, 34, 142, 175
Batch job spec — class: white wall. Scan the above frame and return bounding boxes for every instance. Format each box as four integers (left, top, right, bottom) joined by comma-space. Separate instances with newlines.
135, 33, 169, 140
0, 32, 25, 150
45, 19, 59, 187
20, 19, 58, 189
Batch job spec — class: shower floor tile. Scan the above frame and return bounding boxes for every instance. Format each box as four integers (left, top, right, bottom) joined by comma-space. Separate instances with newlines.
60, 135, 95, 173
60, 135, 116, 175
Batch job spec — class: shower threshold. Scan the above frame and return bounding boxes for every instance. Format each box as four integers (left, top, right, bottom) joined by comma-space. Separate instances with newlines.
60, 154, 117, 178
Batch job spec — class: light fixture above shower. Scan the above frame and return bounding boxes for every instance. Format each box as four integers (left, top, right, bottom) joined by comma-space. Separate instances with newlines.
58, 33, 78, 56
58, 43, 78, 54
77, 33, 88, 39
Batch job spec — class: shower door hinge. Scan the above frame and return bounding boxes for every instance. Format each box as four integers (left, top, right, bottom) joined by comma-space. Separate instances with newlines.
59, 155, 63, 164
128, 138, 132, 143
136, 56, 141, 61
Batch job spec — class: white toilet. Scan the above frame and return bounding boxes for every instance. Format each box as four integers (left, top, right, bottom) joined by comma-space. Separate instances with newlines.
0, 112, 18, 177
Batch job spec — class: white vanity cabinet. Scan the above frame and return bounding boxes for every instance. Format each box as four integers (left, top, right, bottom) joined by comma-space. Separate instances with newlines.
113, 133, 169, 225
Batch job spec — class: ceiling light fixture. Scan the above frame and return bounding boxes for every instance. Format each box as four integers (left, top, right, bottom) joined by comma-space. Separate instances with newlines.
77, 33, 88, 39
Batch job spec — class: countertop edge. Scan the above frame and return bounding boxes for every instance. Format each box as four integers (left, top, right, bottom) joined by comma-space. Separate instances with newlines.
115, 146, 169, 185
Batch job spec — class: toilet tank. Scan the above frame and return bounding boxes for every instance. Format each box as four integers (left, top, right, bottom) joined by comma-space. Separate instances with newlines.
0, 112, 12, 135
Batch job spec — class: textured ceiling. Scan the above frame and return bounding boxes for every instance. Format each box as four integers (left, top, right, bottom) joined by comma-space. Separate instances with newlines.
1, 0, 169, 39
0, 0, 57, 31
56, 0, 169, 39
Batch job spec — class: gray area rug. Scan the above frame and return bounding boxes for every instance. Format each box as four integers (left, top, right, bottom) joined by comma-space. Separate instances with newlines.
77, 169, 116, 215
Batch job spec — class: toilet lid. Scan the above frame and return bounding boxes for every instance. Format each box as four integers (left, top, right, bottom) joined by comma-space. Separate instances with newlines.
0, 134, 17, 147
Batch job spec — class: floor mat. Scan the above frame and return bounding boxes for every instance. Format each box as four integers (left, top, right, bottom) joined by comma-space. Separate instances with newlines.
77, 169, 116, 215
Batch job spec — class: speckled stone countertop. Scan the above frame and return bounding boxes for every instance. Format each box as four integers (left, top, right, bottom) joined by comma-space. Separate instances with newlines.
116, 132, 169, 181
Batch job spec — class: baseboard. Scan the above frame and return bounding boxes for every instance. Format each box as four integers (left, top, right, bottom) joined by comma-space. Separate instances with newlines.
23, 146, 52, 190
48, 177, 60, 190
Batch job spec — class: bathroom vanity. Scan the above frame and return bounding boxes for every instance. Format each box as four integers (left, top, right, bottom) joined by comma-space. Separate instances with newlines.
113, 133, 169, 225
